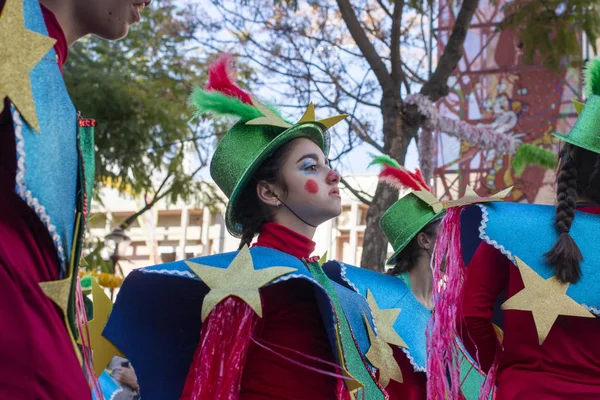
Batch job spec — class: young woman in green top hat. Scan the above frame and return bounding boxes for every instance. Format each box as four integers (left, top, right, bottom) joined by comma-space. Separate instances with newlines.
103, 55, 404, 400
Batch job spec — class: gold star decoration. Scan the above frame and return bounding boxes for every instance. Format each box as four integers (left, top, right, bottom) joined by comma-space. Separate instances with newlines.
83, 279, 124, 376
39, 277, 71, 317
501, 256, 595, 345
185, 245, 296, 321
366, 290, 407, 349
0, 0, 56, 132
364, 315, 403, 387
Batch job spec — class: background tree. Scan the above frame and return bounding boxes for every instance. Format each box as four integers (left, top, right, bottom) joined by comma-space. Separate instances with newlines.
64, 0, 230, 231
192, 0, 600, 271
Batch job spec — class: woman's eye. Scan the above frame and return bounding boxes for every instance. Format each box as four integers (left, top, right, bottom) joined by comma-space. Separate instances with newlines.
302, 164, 318, 174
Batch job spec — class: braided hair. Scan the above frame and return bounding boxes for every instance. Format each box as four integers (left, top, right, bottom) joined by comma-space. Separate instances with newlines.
544, 143, 600, 283
388, 219, 440, 276
234, 140, 297, 249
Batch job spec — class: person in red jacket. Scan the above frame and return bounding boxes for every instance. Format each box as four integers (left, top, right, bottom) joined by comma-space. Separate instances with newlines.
430, 57, 600, 400
0, 1, 150, 399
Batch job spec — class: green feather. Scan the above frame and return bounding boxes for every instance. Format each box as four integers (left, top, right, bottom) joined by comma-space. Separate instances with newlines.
511, 144, 557, 177
368, 154, 401, 169
584, 57, 600, 97
188, 86, 262, 121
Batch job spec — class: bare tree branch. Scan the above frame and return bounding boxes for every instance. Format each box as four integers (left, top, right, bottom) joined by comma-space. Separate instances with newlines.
335, 0, 395, 94
390, 0, 406, 87
340, 177, 373, 205
420, 0, 480, 101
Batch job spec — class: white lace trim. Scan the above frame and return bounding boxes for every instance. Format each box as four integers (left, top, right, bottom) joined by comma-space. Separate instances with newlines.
13, 109, 67, 274
338, 262, 361, 294
108, 389, 124, 400
477, 204, 515, 262
140, 268, 196, 279
271, 273, 322, 289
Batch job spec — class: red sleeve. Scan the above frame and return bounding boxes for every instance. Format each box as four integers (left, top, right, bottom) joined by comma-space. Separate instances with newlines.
385, 346, 427, 400
459, 242, 509, 373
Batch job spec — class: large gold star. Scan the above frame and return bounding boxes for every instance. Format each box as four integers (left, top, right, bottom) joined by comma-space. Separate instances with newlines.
502, 256, 595, 345
364, 315, 403, 387
185, 245, 296, 321
0, 0, 56, 132
84, 279, 124, 376
366, 290, 407, 349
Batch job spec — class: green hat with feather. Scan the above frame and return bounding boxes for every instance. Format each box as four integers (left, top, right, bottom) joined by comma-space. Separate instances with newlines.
371, 156, 445, 266
190, 55, 348, 237
553, 57, 600, 154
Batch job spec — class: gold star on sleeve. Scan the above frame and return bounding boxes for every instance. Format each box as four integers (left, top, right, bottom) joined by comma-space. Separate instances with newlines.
185, 245, 296, 321
501, 256, 595, 345
364, 315, 403, 387
0, 0, 56, 132
366, 290, 407, 349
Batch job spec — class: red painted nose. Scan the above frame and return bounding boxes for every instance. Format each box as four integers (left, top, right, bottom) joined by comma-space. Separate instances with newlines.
326, 169, 340, 184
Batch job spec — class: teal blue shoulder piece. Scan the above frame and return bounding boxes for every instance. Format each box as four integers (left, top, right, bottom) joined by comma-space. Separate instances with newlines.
15, 0, 78, 275
463, 202, 600, 315
104, 247, 377, 400
323, 261, 430, 372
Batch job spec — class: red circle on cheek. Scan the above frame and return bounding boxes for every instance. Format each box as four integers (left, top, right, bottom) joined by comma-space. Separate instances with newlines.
304, 179, 319, 194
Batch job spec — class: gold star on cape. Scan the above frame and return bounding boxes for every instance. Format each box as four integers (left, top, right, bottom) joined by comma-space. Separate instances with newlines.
364, 315, 403, 387
0, 0, 56, 132
185, 245, 296, 321
39, 277, 71, 317
501, 256, 595, 345
366, 290, 407, 348
83, 279, 124, 376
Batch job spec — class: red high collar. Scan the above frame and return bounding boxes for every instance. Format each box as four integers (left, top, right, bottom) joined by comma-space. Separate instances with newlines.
253, 222, 316, 260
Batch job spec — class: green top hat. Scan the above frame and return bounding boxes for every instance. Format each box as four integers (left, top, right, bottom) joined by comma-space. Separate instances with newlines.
192, 55, 348, 237
369, 155, 444, 265
553, 57, 600, 154
380, 192, 444, 266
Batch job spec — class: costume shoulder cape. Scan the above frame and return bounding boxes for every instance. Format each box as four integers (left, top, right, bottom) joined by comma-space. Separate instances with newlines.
104, 247, 382, 400
461, 202, 600, 314
323, 261, 490, 399
322, 260, 430, 372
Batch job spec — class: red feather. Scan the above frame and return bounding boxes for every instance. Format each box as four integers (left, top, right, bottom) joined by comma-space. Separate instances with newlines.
413, 168, 431, 191
206, 54, 253, 105
379, 166, 423, 192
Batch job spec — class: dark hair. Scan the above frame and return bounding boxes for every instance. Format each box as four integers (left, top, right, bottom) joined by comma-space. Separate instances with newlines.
388, 219, 440, 276
234, 140, 297, 249
544, 143, 600, 283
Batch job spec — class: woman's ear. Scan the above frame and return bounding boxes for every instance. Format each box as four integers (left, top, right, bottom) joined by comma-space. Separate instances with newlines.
257, 181, 280, 208
416, 231, 433, 251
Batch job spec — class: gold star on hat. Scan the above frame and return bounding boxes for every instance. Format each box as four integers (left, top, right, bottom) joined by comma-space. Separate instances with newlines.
366, 290, 407, 348
364, 315, 403, 387
502, 256, 595, 345
0, 0, 56, 132
185, 245, 296, 321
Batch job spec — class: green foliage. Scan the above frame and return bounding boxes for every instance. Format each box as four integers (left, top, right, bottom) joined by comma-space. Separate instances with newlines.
501, 0, 600, 70
511, 144, 558, 177
64, 0, 219, 204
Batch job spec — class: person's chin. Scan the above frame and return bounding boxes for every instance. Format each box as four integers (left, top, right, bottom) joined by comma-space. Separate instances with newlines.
97, 24, 130, 41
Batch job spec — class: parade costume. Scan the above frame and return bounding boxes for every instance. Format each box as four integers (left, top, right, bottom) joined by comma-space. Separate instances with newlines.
103, 55, 412, 399
428, 58, 600, 399
0, 0, 98, 398
325, 158, 490, 400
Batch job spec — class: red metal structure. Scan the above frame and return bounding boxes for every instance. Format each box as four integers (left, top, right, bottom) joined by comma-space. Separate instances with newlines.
434, 0, 580, 203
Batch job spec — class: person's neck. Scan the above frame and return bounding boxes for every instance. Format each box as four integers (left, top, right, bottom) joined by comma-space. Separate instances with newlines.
40, 0, 85, 46
273, 213, 316, 240
409, 255, 433, 310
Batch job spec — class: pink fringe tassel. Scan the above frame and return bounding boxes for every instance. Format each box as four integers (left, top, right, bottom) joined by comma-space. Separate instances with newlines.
74, 276, 101, 399
427, 207, 467, 400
